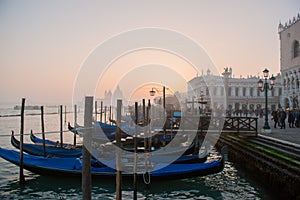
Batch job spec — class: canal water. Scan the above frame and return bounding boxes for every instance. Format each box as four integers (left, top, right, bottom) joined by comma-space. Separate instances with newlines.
0, 103, 274, 199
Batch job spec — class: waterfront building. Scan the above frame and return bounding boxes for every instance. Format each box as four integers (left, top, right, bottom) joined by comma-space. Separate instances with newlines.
187, 68, 282, 115
278, 13, 300, 109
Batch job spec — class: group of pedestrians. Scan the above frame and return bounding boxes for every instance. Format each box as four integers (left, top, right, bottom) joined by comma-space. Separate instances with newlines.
271, 108, 300, 129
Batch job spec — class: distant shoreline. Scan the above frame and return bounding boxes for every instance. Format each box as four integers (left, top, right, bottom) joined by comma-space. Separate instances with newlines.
0, 112, 73, 118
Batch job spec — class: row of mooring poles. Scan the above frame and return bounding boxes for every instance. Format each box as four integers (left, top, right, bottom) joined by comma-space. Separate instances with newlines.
93, 101, 114, 125
133, 99, 151, 199
16, 97, 146, 199
18, 100, 70, 184
114, 99, 142, 200
16, 97, 88, 185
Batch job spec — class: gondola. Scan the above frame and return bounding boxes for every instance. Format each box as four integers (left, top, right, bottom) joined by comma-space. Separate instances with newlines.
12, 132, 206, 163
68, 122, 180, 147
68, 122, 130, 141
11, 133, 206, 159
0, 147, 224, 180
30, 132, 80, 149
11, 132, 82, 158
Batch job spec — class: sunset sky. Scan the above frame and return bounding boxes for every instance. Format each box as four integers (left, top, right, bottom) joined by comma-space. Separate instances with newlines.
1, 1, 299, 105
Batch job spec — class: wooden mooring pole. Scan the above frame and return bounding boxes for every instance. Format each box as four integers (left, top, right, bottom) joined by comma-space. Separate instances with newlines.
64, 105, 67, 124
82, 96, 93, 200
73, 104, 77, 146
95, 101, 97, 122
133, 102, 138, 200
147, 100, 151, 152
100, 101, 103, 123
116, 100, 122, 200
19, 98, 25, 185
142, 99, 146, 152
109, 106, 112, 125
104, 106, 107, 124
41, 106, 46, 157
60, 105, 63, 147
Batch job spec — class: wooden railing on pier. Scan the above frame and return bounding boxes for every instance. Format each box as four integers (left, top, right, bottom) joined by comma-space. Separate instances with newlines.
180, 116, 258, 136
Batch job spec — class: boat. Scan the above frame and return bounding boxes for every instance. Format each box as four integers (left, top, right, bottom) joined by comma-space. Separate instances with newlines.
27, 132, 207, 164
11, 132, 82, 158
30, 132, 62, 146
30, 132, 80, 148
0, 147, 224, 180
14, 105, 40, 110
68, 122, 180, 146
13, 132, 200, 159
68, 123, 130, 141
96, 122, 117, 133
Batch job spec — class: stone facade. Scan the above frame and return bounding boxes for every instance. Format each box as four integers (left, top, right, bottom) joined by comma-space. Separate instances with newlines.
279, 13, 300, 109
187, 69, 282, 114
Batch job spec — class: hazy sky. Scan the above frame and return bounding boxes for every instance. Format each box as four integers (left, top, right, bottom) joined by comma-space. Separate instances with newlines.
1, 1, 299, 105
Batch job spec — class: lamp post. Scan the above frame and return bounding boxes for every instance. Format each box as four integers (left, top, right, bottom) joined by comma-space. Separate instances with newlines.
245, 98, 249, 117
149, 86, 167, 136
290, 92, 299, 109
149, 86, 166, 110
258, 68, 276, 133
197, 91, 207, 115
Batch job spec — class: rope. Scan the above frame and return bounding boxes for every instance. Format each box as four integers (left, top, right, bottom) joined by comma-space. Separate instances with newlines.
143, 171, 151, 185
143, 153, 151, 185
0, 126, 94, 137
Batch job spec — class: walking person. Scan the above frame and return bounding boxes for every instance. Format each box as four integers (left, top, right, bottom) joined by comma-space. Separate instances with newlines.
294, 108, 299, 128
271, 110, 279, 128
279, 109, 286, 129
288, 110, 295, 128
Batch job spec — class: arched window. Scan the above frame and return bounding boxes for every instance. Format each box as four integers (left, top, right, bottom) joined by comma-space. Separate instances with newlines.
279, 88, 282, 96
242, 87, 246, 96
221, 87, 224, 96
293, 40, 299, 58
257, 88, 260, 96
228, 87, 232, 97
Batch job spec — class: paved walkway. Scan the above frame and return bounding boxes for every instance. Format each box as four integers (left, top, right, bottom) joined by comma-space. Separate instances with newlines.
257, 116, 300, 145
